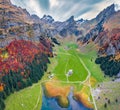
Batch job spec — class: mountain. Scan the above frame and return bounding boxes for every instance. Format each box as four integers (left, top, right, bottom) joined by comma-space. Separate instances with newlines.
48, 16, 81, 37
32, 15, 82, 37
0, 0, 33, 26
0, 0, 119, 56
31, 14, 41, 23
55, 16, 77, 37
96, 4, 115, 22
0, 0, 45, 47
77, 4, 120, 56
47, 4, 118, 41
77, 4, 116, 43
95, 11, 120, 55
76, 18, 85, 25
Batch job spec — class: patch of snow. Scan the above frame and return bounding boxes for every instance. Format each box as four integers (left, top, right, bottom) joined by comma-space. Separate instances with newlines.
115, 4, 120, 11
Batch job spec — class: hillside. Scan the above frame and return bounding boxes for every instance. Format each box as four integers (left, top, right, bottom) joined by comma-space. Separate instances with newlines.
0, 0, 44, 47
77, 4, 120, 57
0, 0, 53, 109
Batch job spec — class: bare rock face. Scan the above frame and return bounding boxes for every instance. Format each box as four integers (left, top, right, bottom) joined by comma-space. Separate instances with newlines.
77, 4, 120, 56
0, 0, 11, 4
0, 0, 34, 47
106, 44, 116, 55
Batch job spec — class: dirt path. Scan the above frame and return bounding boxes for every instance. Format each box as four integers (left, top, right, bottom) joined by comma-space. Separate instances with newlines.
33, 84, 42, 110
76, 54, 98, 110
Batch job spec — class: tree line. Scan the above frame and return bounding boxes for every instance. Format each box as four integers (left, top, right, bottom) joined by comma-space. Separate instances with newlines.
95, 55, 120, 77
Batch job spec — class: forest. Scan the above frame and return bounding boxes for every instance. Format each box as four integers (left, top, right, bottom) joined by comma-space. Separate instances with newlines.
0, 39, 52, 110
95, 55, 120, 77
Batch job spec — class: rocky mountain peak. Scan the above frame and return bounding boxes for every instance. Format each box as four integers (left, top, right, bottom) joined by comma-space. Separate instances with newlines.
66, 16, 74, 23
31, 14, 40, 19
41, 15, 54, 23
96, 4, 115, 21
76, 18, 85, 24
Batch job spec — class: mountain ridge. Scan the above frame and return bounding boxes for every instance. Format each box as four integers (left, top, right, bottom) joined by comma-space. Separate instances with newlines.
0, 0, 119, 56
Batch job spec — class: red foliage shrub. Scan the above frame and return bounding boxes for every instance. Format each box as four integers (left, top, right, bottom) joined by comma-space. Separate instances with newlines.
0, 39, 52, 73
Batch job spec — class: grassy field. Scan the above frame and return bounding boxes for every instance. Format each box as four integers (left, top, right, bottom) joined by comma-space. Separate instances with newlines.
5, 41, 107, 110
53, 42, 105, 82
77, 50, 105, 82
52, 46, 88, 82
95, 82, 120, 110
5, 82, 42, 110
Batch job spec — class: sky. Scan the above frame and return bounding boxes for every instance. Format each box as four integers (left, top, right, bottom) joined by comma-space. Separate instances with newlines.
11, 0, 120, 21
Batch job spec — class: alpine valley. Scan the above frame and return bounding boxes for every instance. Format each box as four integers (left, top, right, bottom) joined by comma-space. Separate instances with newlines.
0, 0, 120, 110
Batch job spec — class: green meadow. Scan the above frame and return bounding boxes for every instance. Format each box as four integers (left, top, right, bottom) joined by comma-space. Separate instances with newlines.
53, 46, 88, 82
5, 82, 42, 110
5, 42, 106, 110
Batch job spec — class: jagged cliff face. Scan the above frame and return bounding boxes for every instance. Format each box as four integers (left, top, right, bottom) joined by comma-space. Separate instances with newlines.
0, 0, 33, 26
77, 4, 116, 42
77, 4, 120, 56
95, 11, 120, 55
0, 0, 60, 47
103, 11, 120, 31
0, 0, 40, 47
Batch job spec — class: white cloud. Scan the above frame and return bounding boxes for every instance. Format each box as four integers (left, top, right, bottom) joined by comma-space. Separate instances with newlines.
76, 0, 120, 20
11, 0, 120, 21
11, 0, 43, 17
50, 0, 59, 7
28, 0, 43, 17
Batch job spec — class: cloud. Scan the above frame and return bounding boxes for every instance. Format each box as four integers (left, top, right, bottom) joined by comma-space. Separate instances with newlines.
11, 0, 120, 21
76, 0, 120, 20
38, 0, 50, 11
50, 0, 59, 7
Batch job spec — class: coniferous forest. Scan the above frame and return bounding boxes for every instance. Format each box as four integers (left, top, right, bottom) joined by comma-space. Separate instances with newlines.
95, 55, 120, 77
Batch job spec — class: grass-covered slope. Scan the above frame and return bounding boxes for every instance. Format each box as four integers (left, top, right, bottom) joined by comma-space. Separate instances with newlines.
5, 82, 42, 110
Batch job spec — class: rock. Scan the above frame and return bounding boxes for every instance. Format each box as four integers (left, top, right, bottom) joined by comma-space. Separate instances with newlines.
41, 15, 54, 23
0, 35, 6, 39
106, 44, 116, 55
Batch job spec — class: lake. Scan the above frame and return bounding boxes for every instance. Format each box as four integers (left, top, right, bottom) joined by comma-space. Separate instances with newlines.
41, 87, 93, 110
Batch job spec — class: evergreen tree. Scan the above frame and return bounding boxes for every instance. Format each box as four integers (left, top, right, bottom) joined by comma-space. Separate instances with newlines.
0, 98, 5, 110
104, 103, 107, 108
